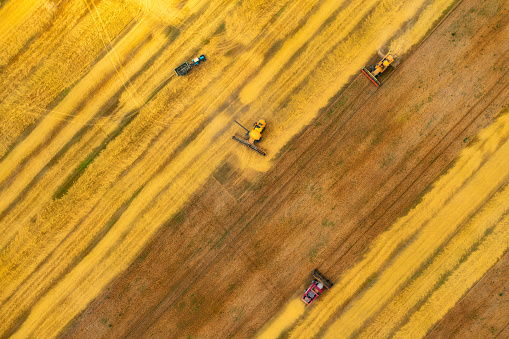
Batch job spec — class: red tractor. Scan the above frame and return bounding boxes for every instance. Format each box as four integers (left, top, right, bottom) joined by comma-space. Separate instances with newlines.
301, 269, 333, 305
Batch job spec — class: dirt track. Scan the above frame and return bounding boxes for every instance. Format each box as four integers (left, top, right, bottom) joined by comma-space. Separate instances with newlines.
60, 0, 509, 337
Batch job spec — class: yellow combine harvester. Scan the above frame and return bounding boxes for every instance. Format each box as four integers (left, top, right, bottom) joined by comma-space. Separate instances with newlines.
361, 52, 395, 87
232, 119, 267, 156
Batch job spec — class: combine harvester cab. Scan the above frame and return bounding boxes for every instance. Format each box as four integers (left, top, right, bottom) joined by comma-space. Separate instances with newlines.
361, 52, 395, 87
232, 119, 267, 156
301, 269, 333, 305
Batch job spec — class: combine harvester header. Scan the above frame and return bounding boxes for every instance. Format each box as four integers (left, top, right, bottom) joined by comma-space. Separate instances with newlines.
361, 52, 395, 87
232, 119, 267, 156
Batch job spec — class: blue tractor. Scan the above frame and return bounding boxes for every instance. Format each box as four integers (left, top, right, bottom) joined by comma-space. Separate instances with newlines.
192, 54, 206, 66
175, 55, 207, 76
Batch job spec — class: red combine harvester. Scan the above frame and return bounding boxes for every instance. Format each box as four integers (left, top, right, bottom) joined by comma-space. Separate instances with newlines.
301, 269, 333, 305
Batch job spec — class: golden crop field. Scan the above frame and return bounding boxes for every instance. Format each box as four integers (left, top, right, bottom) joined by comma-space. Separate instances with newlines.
1, 0, 507, 337
258, 108, 509, 338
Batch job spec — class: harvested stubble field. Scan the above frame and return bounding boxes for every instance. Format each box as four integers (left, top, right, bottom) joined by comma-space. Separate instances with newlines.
1, 0, 509, 337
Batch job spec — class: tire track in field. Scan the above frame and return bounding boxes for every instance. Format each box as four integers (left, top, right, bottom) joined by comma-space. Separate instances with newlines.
83, 0, 152, 115
0, 20, 155, 250
151, 14, 503, 330
0, 18, 164, 328
320, 43, 509, 277
0, 0, 141, 159
319, 0, 509, 281
121, 74, 375, 338
0, 0, 242, 336
253, 0, 503, 334
0, 0, 67, 73
0, 15, 141, 147
144, 0, 504, 334
71, 1, 492, 330
0, 30, 174, 328
0, 0, 93, 156
53, 0, 486, 332
287, 111, 509, 338
0, 23, 165, 232
0, 0, 468, 331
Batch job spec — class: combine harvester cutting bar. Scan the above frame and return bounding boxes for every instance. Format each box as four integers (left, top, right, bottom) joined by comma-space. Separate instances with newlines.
361, 67, 381, 86
232, 119, 267, 156
232, 135, 267, 156
313, 269, 333, 289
